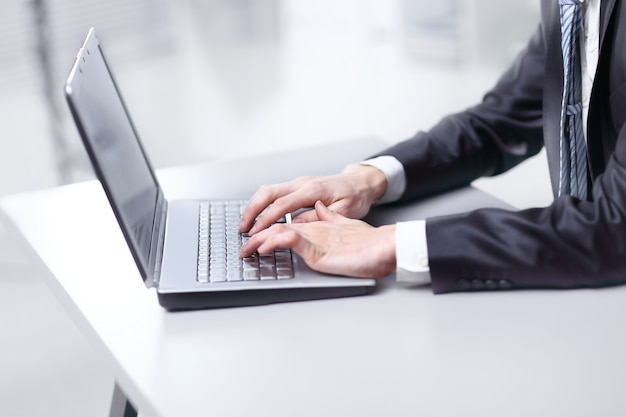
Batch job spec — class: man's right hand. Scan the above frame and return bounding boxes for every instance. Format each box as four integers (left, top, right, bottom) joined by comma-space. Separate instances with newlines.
239, 163, 389, 235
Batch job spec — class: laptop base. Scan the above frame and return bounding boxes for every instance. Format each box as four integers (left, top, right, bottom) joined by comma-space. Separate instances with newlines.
158, 285, 376, 310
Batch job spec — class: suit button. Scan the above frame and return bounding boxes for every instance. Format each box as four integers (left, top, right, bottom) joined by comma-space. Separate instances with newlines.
458, 279, 471, 290
498, 279, 512, 290
471, 279, 484, 290
485, 280, 497, 290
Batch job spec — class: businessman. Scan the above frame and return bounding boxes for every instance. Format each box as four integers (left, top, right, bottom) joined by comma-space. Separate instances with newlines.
240, 0, 626, 294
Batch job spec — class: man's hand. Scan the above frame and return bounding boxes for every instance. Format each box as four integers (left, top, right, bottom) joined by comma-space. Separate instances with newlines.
239, 164, 388, 235
241, 201, 396, 278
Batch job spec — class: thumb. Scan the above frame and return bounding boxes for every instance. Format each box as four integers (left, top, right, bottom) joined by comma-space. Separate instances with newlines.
314, 200, 346, 223
292, 208, 319, 223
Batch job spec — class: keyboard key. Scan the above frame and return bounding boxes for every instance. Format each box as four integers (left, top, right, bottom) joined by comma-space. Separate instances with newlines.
210, 274, 227, 283
197, 200, 294, 283
243, 269, 260, 281
277, 268, 293, 280
260, 265, 276, 279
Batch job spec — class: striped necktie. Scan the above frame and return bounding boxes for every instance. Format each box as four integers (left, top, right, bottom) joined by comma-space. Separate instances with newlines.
558, 0, 589, 200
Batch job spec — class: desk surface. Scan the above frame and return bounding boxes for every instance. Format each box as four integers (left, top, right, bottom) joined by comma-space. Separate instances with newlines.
3, 138, 626, 417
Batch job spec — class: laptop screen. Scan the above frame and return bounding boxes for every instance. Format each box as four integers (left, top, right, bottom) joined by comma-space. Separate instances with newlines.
65, 29, 160, 280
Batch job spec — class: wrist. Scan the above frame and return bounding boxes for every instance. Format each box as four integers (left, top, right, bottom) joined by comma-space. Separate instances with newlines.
343, 163, 388, 205
377, 224, 397, 277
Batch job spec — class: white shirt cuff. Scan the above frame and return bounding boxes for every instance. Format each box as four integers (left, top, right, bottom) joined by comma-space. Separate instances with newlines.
360, 156, 406, 204
395, 220, 431, 285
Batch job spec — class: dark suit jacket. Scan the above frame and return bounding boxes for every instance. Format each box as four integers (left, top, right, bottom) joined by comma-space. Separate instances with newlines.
377, 0, 626, 294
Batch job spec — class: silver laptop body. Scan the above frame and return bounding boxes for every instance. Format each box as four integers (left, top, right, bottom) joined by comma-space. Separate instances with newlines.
64, 28, 375, 310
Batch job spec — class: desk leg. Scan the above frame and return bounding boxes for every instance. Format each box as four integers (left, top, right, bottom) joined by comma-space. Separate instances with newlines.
109, 382, 138, 417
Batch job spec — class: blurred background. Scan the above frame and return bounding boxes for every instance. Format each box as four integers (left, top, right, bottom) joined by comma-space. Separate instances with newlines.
0, 1, 546, 415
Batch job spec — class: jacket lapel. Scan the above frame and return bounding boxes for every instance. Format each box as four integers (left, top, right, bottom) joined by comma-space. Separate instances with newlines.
542, 0, 564, 196
599, 0, 617, 50
587, 0, 617, 179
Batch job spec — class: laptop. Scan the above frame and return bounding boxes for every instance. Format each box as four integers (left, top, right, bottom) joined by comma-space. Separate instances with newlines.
64, 28, 376, 310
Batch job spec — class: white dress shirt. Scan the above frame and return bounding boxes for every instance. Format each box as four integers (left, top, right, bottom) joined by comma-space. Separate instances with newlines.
363, 0, 600, 285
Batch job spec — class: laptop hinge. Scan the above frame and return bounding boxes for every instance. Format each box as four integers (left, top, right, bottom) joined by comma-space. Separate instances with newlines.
147, 196, 167, 288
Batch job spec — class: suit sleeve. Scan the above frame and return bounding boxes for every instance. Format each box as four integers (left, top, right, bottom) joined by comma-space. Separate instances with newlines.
426, 128, 626, 293
377, 23, 626, 294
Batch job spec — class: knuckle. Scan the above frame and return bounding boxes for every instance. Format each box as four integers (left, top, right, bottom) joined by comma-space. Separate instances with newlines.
256, 183, 274, 197
307, 181, 323, 195
273, 196, 287, 207
269, 223, 288, 233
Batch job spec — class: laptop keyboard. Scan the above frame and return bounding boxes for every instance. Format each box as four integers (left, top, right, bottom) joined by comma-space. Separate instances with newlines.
197, 201, 295, 283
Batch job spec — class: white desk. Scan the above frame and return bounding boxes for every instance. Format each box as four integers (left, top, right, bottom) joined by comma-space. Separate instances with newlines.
3, 138, 626, 417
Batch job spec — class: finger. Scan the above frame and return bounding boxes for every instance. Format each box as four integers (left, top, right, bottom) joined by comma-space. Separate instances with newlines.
240, 224, 295, 257
292, 209, 319, 223
248, 187, 322, 234
314, 200, 349, 223
240, 182, 300, 232
256, 230, 301, 255
240, 226, 275, 257
326, 198, 357, 219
